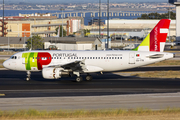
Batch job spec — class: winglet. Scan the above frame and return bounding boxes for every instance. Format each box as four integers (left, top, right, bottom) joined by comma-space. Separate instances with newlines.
133, 19, 171, 52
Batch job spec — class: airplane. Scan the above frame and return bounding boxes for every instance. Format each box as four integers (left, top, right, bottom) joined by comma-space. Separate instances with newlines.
3, 19, 174, 82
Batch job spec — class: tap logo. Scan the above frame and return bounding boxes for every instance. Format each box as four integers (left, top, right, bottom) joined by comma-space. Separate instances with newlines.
22, 52, 52, 70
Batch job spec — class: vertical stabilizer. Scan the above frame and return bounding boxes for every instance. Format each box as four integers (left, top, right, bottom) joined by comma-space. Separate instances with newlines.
133, 19, 171, 52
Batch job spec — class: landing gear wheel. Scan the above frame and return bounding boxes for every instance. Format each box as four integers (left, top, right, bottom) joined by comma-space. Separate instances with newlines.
26, 77, 30, 81
76, 77, 83, 82
86, 75, 92, 81
26, 71, 31, 81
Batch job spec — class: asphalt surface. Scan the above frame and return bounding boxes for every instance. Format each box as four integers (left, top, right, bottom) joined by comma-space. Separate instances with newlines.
1, 68, 180, 110
1, 66, 180, 98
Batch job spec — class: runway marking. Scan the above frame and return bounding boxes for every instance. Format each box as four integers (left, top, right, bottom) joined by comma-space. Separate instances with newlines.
0, 94, 5, 96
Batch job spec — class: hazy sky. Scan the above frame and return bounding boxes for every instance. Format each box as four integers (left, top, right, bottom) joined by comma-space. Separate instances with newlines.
6, 0, 169, 4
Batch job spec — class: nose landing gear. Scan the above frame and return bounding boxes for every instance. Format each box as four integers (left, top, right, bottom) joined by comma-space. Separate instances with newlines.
26, 71, 31, 81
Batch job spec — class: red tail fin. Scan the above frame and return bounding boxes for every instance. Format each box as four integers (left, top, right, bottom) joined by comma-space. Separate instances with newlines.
134, 19, 171, 52
150, 19, 171, 52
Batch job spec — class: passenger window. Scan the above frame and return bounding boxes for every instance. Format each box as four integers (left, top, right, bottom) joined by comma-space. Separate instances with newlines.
52, 57, 53, 59
15, 56, 17, 59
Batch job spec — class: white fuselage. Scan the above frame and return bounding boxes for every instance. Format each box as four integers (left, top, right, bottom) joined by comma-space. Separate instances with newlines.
3, 50, 173, 73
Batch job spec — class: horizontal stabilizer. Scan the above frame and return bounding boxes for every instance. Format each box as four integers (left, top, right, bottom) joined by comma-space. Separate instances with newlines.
146, 54, 164, 59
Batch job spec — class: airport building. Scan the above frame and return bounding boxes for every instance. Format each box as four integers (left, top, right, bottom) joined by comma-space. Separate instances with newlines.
44, 37, 102, 50
85, 19, 176, 39
0, 37, 103, 50
0, 13, 84, 37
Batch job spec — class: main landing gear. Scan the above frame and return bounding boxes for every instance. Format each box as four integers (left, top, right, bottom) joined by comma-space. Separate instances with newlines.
75, 76, 83, 82
26, 71, 31, 81
85, 74, 92, 81
74, 72, 92, 82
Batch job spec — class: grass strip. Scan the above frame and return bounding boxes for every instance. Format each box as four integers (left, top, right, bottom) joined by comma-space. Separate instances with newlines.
0, 60, 5, 64
132, 70, 180, 78
0, 108, 180, 119
0, 52, 17, 55
0, 65, 4, 68
147, 60, 180, 66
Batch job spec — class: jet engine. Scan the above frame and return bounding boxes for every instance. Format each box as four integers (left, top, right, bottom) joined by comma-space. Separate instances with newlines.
42, 67, 69, 79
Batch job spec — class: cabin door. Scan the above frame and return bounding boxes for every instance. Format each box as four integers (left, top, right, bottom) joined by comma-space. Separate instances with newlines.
129, 53, 135, 64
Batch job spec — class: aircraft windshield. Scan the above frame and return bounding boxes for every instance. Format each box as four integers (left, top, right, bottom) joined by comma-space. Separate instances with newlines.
10, 56, 17, 59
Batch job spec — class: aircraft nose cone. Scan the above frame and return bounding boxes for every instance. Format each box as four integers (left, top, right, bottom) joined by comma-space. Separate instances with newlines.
3, 61, 8, 69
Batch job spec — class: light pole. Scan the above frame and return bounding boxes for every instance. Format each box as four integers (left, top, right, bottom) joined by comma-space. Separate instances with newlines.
24, 29, 26, 51
31, 35, 32, 50
92, 15, 94, 34
168, 7, 172, 42
60, 8, 64, 37
107, 0, 109, 49
3, 0, 4, 37
99, 0, 101, 38
7, 25, 12, 51
7, 25, 9, 50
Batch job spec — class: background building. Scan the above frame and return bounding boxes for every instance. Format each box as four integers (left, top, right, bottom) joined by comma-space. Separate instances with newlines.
0, 14, 84, 37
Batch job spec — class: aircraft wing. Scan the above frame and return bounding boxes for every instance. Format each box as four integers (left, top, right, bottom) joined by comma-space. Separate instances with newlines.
48, 59, 103, 73
61, 59, 87, 71
48, 59, 86, 72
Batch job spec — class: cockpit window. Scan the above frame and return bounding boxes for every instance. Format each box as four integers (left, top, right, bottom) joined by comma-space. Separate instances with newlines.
10, 56, 17, 59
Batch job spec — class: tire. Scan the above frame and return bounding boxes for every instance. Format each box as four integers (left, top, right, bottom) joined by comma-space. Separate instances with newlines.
26, 78, 30, 81
86, 75, 92, 81
76, 77, 83, 82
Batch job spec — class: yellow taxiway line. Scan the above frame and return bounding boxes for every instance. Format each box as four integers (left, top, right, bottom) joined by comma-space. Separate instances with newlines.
0, 94, 5, 96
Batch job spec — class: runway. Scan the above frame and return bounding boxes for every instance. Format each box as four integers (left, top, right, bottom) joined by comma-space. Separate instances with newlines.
1, 66, 180, 110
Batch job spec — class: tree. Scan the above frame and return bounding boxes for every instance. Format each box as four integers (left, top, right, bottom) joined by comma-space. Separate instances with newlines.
138, 12, 176, 20
55, 25, 67, 37
26, 35, 44, 50
83, 29, 90, 37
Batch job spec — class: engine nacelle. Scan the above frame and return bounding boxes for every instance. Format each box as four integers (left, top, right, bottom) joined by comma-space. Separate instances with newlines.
42, 67, 69, 79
